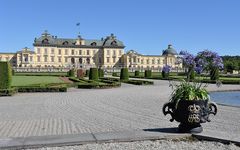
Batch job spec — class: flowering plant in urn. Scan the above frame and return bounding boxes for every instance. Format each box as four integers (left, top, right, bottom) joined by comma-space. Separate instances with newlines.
162, 50, 223, 133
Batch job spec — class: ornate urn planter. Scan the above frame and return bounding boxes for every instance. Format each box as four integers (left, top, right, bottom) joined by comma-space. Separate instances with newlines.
163, 100, 217, 133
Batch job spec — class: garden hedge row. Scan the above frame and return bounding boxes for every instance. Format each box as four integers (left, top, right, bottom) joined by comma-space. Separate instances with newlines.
89, 68, 98, 80
120, 68, 129, 81
123, 80, 154, 85
0, 62, 12, 89
98, 69, 104, 78
135, 71, 140, 77
68, 69, 75, 77
144, 70, 152, 78
0, 88, 17, 96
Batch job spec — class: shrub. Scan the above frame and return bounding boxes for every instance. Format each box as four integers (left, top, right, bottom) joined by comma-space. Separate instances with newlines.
0, 88, 17, 96
68, 69, 75, 77
17, 86, 67, 92
77, 69, 85, 78
85, 70, 89, 77
210, 67, 219, 80
187, 67, 195, 80
89, 68, 98, 81
112, 72, 118, 76
12, 69, 15, 76
162, 71, 169, 79
144, 70, 152, 78
123, 80, 154, 85
120, 68, 129, 81
0, 62, 12, 89
135, 70, 140, 77
98, 68, 104, 78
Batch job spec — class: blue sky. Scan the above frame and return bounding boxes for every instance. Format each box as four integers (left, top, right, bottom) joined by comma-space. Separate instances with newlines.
0, 0, 240, 56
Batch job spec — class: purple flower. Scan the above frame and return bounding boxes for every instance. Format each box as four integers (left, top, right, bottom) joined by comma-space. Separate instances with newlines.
180, 51, 195, 67
162, 65, 171, 73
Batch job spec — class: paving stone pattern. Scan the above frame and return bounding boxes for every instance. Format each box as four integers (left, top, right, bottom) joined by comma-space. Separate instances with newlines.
0, 80, 240, 139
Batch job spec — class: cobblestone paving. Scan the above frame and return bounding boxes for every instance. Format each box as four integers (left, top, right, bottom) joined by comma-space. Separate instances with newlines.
0, 80, 239, 138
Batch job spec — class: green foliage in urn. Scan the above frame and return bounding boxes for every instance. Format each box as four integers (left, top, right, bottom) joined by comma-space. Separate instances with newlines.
0, 62, 12, 89
120, 68, 129, 81
89, 68, 99, 81
169, 80, 209, 108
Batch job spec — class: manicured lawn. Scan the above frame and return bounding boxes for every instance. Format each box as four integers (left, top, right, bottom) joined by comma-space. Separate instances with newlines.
12, 76, 65, 86
15, 72, 67, 76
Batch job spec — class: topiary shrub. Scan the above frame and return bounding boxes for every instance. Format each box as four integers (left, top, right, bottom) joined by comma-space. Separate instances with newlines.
12, 69, 15, 76
210, 67, 219, 80
120, 68, 129, 81
77, 69, 85, 78
68, 69, 75, 77
98, 68, 104, 78
135, 70, 140, 77
85, 70, 89, 77
162, 71, 169, 79
0, 62, 12, 89
144, 70, 152, 78
187, 67, 195, 80
112, 72, 118, 76
89, 68, 99, 81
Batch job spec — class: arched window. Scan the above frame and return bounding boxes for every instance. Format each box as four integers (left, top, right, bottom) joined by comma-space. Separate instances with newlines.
91, 42, 97, 46
111, 41, 117, 46
71, 57, 75, 64
63, 41, 69, 45
79, 58, 83, 64
86, 58, 90, 64
42, 38, 49, 44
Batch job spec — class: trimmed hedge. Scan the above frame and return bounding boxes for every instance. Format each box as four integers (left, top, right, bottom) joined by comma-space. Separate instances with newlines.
68, 69, 75, 77
98, 69, 104, 78
144, 70, 152, 78
78, 80, 121, 89
16, 86, 67, 92
135, 71, 140, 77
162, 71, 169, 79
0, 88, 17, 96
123, 80, 154, 85
85, 70, 89, 77
120, 68, 129, 81
0, 62, 12, 89
89, 68, 99, 81
112, 72, 118, 76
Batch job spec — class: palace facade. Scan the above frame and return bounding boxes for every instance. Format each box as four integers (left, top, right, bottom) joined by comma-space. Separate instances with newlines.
0, 31, 181, 71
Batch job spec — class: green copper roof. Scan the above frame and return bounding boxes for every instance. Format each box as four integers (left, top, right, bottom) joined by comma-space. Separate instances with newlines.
162, 44, 178, 55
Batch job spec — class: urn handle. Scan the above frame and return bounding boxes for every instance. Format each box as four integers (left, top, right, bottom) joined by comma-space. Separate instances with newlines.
162, 102, 175, 122
208, 102, 217, 115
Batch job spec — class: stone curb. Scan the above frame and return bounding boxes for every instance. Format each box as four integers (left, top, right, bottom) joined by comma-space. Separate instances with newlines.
0, 129, 190, 149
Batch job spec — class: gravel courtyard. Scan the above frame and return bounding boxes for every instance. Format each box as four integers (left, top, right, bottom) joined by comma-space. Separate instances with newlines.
0, 79, 239, 139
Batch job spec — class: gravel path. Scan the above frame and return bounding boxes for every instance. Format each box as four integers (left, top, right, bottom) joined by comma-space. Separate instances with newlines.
27, 139, 240, 150
0, 79, 239, 139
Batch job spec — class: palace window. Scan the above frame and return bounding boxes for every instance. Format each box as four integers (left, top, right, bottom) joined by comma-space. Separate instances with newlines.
91, 42, 97, 46
158, 59, 160, 64
152, 59, 155, 64
58, 57, 61, 62
58, 49, 61, 55
133, 57, 136, 63
107, 57, 110, 63
62, 41, 68, 45
65, 57, 68, 63
137, 58, 140, 63
51, 56, 54, 62
37, 56, 40, 62
119, 50, 122, 55
99, 57, 102, 63
141, 59, 143, 64
65, 49, 68, 55
107, 50, 110, 55
44, 56, 47, 62
113, 50, 116, 56
87, 50, 90, 55
113, 57, 116, 63
147, 59, 149, 64
51, 48, 54, 54
111, 41, 117, 46
79, 50, 82, 55
30, 56, 33, 62
86, 58, 90, 64
42, 38, 49, 44
72, 49, 74, 55
37, 48, 41, 54
44, 48, 48, 54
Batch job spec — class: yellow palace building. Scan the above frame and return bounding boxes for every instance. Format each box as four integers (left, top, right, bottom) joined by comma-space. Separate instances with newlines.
0, 31, 181, 71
